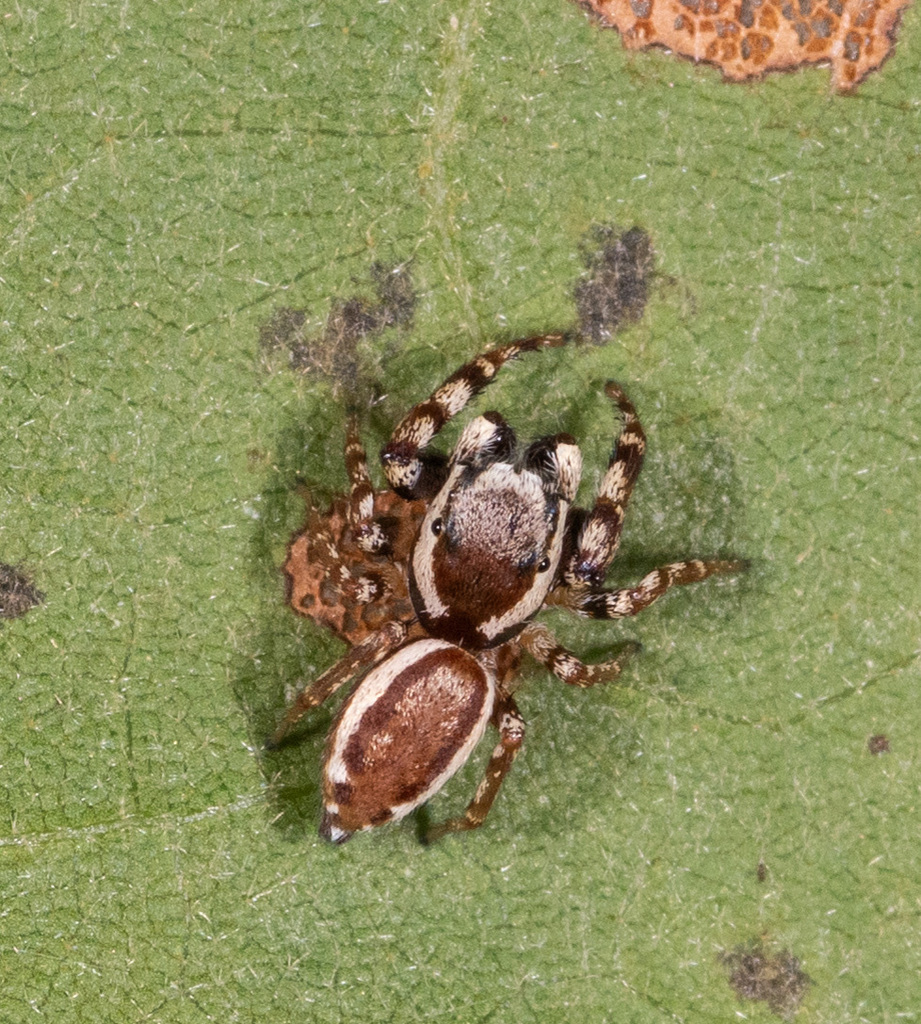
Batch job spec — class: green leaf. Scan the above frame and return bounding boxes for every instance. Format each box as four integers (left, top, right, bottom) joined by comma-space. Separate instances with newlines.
2, 1, 919, 1021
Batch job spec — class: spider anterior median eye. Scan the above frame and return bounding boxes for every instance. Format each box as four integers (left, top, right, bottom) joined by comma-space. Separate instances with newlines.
537, 556, 551, 572
431, 517, 443, 536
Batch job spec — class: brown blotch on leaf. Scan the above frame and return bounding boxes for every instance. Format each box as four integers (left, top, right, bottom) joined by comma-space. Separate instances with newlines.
757, 858, 768, 882
259, 262, 415, 400
0, 563, 45, 621
868, 733, 890, 754
259, 306, 308, 355
577, 0, 911, 91
574, 225, 655, 343
721, 940, 811, 1019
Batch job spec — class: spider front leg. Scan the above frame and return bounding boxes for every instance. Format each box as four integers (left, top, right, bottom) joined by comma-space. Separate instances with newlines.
558, 380, 746, 610
381, 332, 570, 500
565, 381, 646, 587
343, 414, 388, 554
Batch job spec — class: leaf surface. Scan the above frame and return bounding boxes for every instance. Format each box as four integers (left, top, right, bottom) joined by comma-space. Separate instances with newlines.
2, 2, 919, 1021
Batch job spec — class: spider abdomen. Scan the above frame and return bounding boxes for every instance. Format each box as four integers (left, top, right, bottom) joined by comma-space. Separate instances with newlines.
320, 639, 496, 843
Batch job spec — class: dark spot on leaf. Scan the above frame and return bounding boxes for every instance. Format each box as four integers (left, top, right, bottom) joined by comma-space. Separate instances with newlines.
574, 225, 654, 343
721, 940, 811, 1018
867, 733, 890, 754
259, 262, 415, 400
260, 305, 308, 354
246, 446, 273, 471
757, 858, 767, 882
0, 563, 44, 621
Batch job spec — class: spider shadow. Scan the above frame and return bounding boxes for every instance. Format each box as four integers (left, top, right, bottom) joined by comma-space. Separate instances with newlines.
233, 378, 752, 844
232, 407, 359, 841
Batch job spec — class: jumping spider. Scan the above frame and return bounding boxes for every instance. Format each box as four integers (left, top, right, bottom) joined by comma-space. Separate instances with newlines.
271, 333, 743, 843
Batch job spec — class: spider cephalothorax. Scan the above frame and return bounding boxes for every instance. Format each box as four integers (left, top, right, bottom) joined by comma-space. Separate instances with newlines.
273, 332, 744, 843
408, 421, 580, 650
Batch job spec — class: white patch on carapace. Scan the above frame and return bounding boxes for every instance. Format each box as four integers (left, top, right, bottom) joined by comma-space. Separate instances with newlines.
410, 417, 518, 623
448, 463, 547, 561
320, 814, 351, 844
410, 478, 455, 621
411, 426, 583, 642
477, 497, 568, 642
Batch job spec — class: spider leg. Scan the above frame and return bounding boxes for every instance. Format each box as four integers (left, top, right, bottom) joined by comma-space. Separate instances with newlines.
343, 413, 388, 553
265, 620, 411, 749
381, 332, 570, 500
518, 622, 640, 688
565, 381, 646, 587
423, 692, 525, 843
556, 559, 747, 619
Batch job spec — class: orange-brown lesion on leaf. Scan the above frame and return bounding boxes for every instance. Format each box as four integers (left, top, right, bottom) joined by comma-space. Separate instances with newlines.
579, 0, 911, 91
741, 32, 774, 65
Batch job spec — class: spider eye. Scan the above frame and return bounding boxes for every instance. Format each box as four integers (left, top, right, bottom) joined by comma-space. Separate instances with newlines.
537, 556, 551, 573
431, 517, 443, 536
